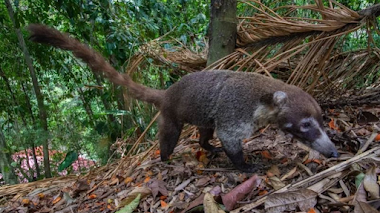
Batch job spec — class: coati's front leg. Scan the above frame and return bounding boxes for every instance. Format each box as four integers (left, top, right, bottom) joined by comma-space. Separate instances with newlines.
158, 115, 183, 161
198, 127, 223, 153
216, 124, 262, 173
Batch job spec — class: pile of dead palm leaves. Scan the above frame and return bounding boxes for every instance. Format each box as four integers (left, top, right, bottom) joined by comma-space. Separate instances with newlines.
138, 0, 380, 104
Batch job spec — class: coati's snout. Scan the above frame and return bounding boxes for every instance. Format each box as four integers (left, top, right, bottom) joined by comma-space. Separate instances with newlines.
273, 91, 339, 158
281, 117, 339, 158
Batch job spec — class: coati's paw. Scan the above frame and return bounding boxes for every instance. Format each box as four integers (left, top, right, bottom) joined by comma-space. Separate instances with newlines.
201, 144, 224, 154
206, 147, 224, 161
236, 163, 264, 173
208, 146, 224, 154
160, 154, 170, 162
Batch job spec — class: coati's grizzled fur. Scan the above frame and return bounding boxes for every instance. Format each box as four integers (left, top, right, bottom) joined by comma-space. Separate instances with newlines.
28, 24, 339, 172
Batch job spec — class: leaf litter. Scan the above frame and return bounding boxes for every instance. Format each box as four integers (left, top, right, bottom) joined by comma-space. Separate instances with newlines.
2, 105, 380, 212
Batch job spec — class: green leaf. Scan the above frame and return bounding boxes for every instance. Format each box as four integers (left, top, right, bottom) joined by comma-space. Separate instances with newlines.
355, 172, 365, 188
58, 151, 79, 172
10, 162, 18, 168
115, 193, 141, 213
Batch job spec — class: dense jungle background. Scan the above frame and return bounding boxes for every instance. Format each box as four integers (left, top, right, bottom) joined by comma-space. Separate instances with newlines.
2, 0, 380, 212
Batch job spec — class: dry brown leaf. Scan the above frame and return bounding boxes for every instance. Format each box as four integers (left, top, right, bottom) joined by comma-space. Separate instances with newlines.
354, 201, 380, 213
329, 118, 339, 131
356, 128, 371, 136
22, 198, 30, 205
124, 177, 133, 184
143, 177, 151, 183
355, 182, 368, 203
72, 180, 90, 197
154, 150, 160, 157
280, 167, 297, 181
265, 189, 317, 213
180, 194, 205, 213
88, 194, 97, 199
307, 172, 343, 194
160, 200, 168, 208
204, 192, 225, 213
147, 179, 168, 199
357, 111, 379, 125
118, 187, 151, 208
182, 154, 199, 168
221, 175, 261, 211
209, 185, 222, 197
267, 176, 286, 190
267, 165, 281, 177
109, 176, 120, 186
175, 178, 193, 192
363, 167, 380, 199
195, 177, 211, 187
196, 150, 209, 164
261, 150, 272, 159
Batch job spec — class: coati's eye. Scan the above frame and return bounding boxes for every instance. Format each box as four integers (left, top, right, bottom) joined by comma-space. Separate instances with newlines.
300, 121, 311, 132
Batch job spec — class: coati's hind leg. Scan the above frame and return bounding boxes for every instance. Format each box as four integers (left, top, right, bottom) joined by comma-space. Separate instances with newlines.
198, 127, 223, 153
158, 115, 183, 161
216, 125, 263, 173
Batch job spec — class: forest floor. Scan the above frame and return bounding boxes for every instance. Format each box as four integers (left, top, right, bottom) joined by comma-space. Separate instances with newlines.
1, 105, 380, 213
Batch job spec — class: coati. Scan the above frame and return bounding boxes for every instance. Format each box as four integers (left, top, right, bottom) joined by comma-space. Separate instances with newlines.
27, 24, 339, 172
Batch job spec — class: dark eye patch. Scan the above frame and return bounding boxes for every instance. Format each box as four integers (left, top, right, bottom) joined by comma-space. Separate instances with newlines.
301, 122, 311, 128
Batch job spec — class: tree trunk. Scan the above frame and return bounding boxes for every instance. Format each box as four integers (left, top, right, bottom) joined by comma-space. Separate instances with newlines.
0, 128, 18, 185
5, 0, 51, 178
21, 82, 40, 178
207, 0, 237, 66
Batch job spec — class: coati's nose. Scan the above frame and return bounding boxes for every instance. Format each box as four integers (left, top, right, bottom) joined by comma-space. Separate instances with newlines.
330, 150, 339, 158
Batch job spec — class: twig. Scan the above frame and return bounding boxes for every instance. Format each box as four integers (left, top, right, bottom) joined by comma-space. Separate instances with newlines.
254, 59, 273, 78
126, 112, 160, 157
357, 128, 377, 154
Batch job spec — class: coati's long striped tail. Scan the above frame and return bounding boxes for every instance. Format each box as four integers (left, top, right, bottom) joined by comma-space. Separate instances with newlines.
27, 24, 164, 107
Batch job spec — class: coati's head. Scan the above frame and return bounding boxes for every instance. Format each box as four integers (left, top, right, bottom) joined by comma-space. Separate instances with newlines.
262, 90, 339, 158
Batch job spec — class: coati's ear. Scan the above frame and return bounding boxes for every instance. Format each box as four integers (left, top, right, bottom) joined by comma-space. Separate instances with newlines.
273, 91, 288, 107
260, 91, 288, 107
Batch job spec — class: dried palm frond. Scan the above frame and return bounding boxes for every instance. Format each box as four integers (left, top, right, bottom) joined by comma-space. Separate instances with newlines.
206, 1, 380, 101
237, 0, 360, 46
137, 39, 207, 73
126, 1, 380, 103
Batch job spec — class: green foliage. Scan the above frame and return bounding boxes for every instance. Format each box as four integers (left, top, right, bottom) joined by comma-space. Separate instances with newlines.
58, 151, 78, 172
115, 193, 141, 213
